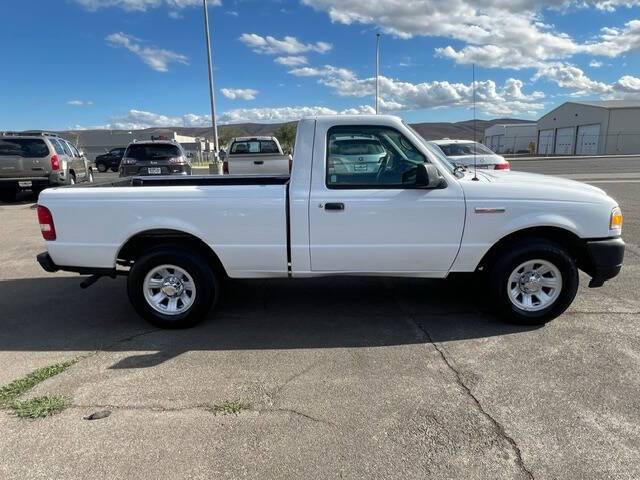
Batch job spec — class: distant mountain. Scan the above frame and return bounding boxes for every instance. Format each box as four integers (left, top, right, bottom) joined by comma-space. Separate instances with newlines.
63, 118, 532, 143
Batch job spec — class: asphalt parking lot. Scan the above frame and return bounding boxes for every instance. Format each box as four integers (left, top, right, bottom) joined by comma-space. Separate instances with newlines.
1, 158, 639, 479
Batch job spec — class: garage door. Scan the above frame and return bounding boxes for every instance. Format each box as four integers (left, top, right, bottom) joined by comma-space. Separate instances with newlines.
554, 127, 575, 155
538, 129, 554, 155
576, 124, 600, 155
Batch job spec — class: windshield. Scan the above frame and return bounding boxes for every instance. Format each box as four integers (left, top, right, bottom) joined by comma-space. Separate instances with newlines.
438, 142, 495, 156
125, 143, 181, 160
0, 138, 49, 158
402, 122, 459, 176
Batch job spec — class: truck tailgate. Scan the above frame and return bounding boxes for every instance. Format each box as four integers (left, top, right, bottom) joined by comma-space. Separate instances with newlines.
228, 154, 290, 175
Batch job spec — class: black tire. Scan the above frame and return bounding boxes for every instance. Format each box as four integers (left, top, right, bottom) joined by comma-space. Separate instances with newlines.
127, 246, 219, 328
0, 188, 16, 202
97, 163, 107, 173
489, 239, 578, 325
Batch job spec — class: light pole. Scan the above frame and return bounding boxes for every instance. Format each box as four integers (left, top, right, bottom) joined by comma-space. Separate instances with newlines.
375, 33, 380, 114
203, 0, 219, 158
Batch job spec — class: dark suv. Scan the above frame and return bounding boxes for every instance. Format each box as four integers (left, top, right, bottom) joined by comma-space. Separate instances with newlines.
119, 141, 191, 177
95, 147, 125, 172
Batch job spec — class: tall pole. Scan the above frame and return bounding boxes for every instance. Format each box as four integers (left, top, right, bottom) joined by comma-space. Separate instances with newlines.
203, 0, 219, 157
375, 33, 380, 114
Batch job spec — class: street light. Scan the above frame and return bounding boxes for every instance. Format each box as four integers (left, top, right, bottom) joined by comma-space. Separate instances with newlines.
375, 33, 380, 114
202, 0, 219, 158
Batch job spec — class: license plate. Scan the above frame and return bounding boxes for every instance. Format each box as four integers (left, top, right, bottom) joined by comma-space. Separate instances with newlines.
148, 168, 161, 174
18, 181, 32, 187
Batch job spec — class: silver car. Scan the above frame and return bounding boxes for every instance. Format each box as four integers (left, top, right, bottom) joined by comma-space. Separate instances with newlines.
0, 131, 93, 201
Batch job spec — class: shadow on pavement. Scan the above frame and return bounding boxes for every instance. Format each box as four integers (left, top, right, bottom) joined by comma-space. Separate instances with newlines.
0, 274, 539, 368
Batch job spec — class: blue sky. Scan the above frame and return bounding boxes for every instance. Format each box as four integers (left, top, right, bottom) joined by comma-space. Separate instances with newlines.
2, 0, 640, 130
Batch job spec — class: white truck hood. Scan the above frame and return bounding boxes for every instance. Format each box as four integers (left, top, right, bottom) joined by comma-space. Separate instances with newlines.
459, 169, 610, 203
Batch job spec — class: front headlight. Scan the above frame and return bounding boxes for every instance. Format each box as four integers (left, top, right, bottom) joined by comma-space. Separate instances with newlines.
610, 206, 623, 230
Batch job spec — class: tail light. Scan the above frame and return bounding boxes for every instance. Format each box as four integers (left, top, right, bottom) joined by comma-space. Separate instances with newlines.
223, 161, 229, 174
50, 154, 60, 171
37, 205, 56, 241
168, 156, 186, 164
121, 157, 137, 165
494, 162, 510, 170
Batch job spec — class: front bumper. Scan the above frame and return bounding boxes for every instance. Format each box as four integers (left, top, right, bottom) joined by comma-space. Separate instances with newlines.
585, 237, 625, 287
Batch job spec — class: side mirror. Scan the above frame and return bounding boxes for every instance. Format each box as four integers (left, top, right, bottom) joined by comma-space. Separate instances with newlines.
414, 164, 445, 189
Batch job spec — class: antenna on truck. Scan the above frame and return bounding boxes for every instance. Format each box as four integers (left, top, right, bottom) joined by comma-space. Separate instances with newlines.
472, 63, 479, 181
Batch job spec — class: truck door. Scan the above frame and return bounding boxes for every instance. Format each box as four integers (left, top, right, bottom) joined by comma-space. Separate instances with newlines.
308, 124, 465, 275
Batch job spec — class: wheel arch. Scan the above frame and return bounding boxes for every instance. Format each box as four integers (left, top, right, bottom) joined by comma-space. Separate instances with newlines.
117, 229, 227, 277
476, 226, 589, 273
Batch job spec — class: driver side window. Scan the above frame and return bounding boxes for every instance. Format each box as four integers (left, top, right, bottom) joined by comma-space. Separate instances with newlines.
326, 125, 426, 188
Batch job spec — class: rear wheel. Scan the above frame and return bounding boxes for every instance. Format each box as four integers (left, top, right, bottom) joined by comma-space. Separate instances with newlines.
68, 173, 76, 186
97, 163, 107, 173
489, 239, 578, 325
127, 246, 219, 328
87, 170, 94, 183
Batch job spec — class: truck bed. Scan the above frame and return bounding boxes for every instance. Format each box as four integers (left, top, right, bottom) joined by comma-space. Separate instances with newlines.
86, 174, 290, 188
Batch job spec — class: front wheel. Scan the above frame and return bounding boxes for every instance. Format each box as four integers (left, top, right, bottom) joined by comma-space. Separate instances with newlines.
127, 247, 219, 328
490, 239, 578, 325
97, 163, 107, 173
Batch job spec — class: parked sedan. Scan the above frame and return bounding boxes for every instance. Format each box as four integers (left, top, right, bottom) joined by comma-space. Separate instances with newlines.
119, 141, 191, 177
428, 139, 510, 170
95, 147, 125, 173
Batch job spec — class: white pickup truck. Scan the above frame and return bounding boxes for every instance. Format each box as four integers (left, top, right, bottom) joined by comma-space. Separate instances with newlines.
223, 136, 291, 174
36, 115, 625, 329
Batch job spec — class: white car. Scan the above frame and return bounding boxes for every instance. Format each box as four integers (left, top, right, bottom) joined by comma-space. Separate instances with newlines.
429, 139, 510, 170
36, 115, 624, 329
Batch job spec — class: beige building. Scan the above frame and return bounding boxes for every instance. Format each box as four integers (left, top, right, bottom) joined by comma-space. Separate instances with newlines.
536, 100, 640, 155
483, 123, 537, 153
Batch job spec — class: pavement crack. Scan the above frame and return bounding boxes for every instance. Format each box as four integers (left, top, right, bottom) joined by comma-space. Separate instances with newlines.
263, 407, 337, 427
387, 281, 535, 480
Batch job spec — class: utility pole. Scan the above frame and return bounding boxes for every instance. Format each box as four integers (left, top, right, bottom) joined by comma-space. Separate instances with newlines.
375, 33, 380, 114
203, 0, 219, 157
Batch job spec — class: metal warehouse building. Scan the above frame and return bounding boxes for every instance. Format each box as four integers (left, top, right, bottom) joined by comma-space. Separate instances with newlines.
483, 123, 537, 153
536, 100, 640, 155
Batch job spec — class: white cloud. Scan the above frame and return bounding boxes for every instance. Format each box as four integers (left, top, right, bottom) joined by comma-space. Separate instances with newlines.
239, 33, 332, 55
67, 100, 93, 106
105, 32, 189, 72
168, 10, 182, 19
589, 60, 603, 68
302, 0, 640, 72
219, 105, 376, 123
289, 64, 545, 115
75, 0, 220, 11
533, 62, 640, 98
275, 55, 309, 66
220, 88, 259, 100
79, 105, 378, 129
